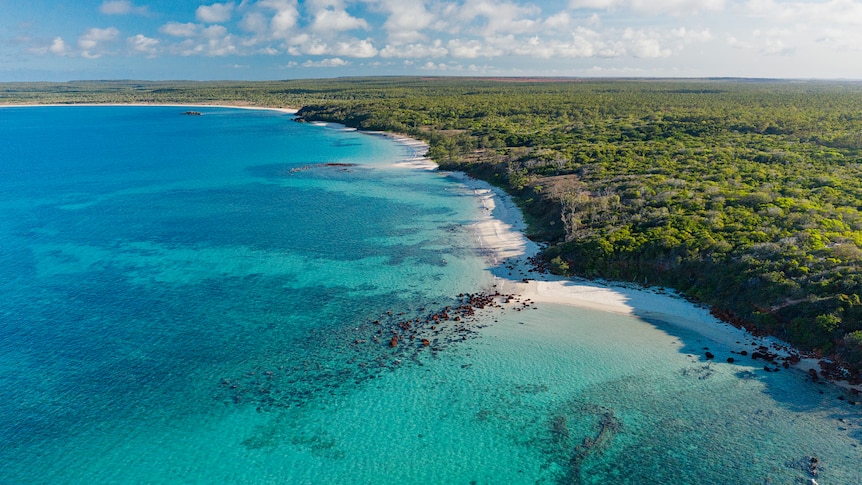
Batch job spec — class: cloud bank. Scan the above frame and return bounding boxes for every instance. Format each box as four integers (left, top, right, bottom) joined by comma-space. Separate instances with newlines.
11, 0, 862, 78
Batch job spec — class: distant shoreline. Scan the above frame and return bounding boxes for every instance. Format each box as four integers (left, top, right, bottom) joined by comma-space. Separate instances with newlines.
0, 103, 299, 114
8, 101, 858, 393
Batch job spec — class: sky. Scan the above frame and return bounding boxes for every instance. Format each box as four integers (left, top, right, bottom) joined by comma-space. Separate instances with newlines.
1, 0, 862, 81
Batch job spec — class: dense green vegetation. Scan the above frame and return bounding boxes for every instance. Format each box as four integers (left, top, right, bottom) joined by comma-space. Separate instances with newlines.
4, 78, 862, 376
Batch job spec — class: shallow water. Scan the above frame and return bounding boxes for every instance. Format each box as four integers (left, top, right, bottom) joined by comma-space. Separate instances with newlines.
0, 106, 859, 484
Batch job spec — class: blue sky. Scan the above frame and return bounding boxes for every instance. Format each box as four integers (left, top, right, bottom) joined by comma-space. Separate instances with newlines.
2, 0, 861, 81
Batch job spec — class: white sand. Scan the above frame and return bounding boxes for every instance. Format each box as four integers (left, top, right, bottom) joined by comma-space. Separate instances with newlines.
364, 132, 439, 170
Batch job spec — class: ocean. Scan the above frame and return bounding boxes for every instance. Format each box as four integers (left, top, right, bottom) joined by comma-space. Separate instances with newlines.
0, 106, 859, 484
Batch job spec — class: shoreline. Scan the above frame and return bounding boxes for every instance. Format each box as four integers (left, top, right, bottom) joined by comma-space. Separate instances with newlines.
0, 102, 299, 115
8, 101, 858, 393
363, 131, 439, 170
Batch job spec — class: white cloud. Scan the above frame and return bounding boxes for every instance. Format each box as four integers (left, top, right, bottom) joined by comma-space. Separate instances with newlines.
752, 28, 796, 56
569, 0, 617, 8
630, 38, 671, 58
303, 57, 350, 67
272, 13, 298, 38
672, 27, 712, 43
202, 24, 229, 39
569, 0, 726, 15
544, 11, 573, 30
454, 0, 541, 36
160, 22, 200, 38
158, 20, 239, 57
28, 37, 72, 57
373, 0, 436, 43
332, 38, 378, 57
239, 12, 269, 35
100, 0, 148, 15
49, 37, 69, 56
510, 34, 596, 58
260, 0, 300, 39
742, 0, 862, 26
196, 2, 235, 24
128, 34, 159, 57
622, 28, 672, 57
468, 23, 705, 60
447, 38, 504, 58
168, 30, 237, 57
204, 37, 238, 56
726, 35, 750, 49
12, 0, 842, 77
583, 65, 649, 75
287, 36, 378, 58
169, 40, 202, 56
79, 27, 120, 46
814, 27, 862, 52
420, 61, 471, 71
760, 39, 794, 56
287, 35, 328, 55
562, 35, 598, 57
127, 0, 717, 65
305, 0, 342, 9
78, 27, 120, 58
310, 8, 369, 34
730, 1, 862, 58
199, 25, 237, 56
379, 40, 448, 58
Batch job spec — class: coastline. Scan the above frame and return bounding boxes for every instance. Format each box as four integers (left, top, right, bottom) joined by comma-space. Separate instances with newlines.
7, 101, 857, 393
409, 142, 862, 394
0, 102, 299, 115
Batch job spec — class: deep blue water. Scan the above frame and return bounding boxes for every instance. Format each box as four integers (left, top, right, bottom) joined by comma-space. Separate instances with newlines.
1, 106, 860, 484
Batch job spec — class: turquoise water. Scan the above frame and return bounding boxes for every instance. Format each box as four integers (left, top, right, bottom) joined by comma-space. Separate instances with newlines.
1, 106, 860, 484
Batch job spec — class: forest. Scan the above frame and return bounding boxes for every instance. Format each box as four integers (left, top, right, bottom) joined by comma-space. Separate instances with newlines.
3, 77, 862, 375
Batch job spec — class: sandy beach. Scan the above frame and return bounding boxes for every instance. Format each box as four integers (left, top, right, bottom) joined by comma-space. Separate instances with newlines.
363, 131, 439, 170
